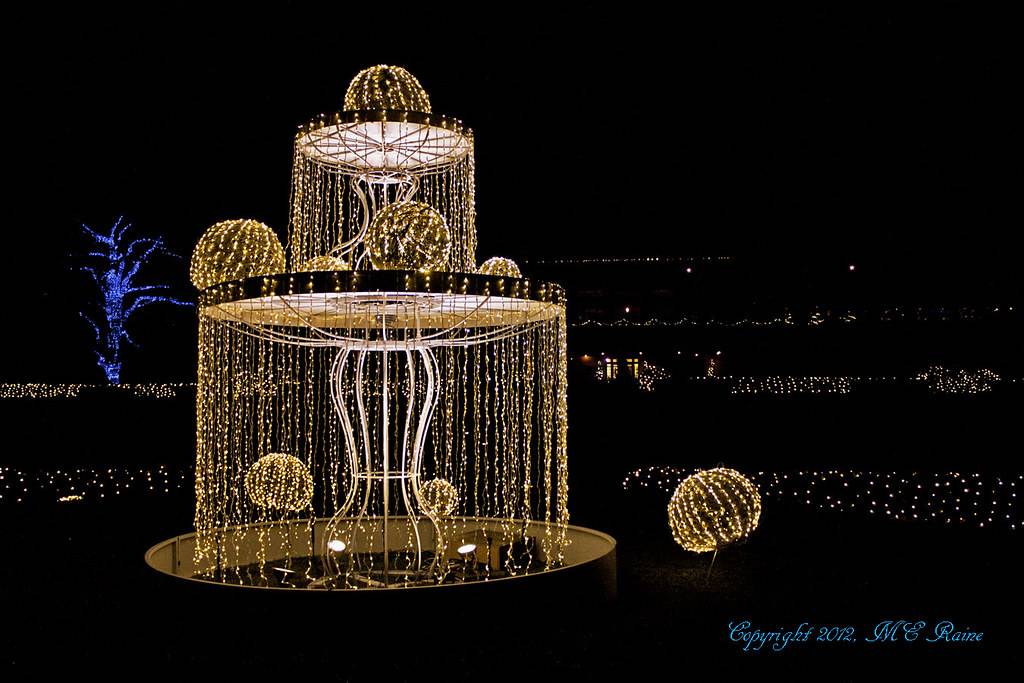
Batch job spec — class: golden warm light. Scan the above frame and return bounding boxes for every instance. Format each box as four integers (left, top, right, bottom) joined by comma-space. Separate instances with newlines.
343, 64, 431, 113
365, 201, 451, 271
419, 478, 459, 517
243, 453, 314, 513
478, 256, 522, 278
190, 219, 285, 289
297, 254, 351, 272
668, 467, 761, 553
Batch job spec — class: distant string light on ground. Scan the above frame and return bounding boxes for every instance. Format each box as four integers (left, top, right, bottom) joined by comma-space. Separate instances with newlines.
623, 466, 1021, 531
575, 315, 790, 328
0, 383, 196, 400
523, 256, 733, 265
727, 376, 856, 395
573, 305, 1016, 328
589, 368, 1009, 396
0, 465, 189, 504
915, 367, 1001, 394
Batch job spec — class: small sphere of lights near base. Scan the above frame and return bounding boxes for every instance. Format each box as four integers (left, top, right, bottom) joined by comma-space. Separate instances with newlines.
419, 478, 459, 517
478, 256, 522, 278
668, 468, 761, 553
343, 65, 431, 113
243, 453, 314, 512
190, 219, 285, 289
366, 201, 451, 271
298, 254, 351, 272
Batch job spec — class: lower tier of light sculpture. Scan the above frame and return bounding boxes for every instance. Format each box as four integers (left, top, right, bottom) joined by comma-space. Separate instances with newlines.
146, 518, 616, 593
165, 270, 614, 592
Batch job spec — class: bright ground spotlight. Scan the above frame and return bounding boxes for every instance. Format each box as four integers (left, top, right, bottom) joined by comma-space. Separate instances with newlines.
457, 543, 477, 555
328, 539, 346, 552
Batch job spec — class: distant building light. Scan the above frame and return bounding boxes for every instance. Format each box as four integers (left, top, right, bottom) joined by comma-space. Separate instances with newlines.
624, 306, 631, 313
848, 264, 856, 272
686, 267, 693, 274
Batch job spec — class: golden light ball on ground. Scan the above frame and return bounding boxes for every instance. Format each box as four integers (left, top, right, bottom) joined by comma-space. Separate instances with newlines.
365, 201, 451, 271
419, 478, 459, 517
190, 219, 285, 290
297, 254, 351, 272
478, 256, 522, 278
244, 453, 314, 512
343, 65, 431, 113
668, 467, 761, 553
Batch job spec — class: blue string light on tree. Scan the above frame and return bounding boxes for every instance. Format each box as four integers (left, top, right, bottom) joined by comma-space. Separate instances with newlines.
78, 217, 191, 383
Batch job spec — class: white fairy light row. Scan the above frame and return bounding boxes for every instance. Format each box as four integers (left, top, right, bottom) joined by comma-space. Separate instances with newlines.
0, 383, 195, 400
728, 376, 855, 395
623, 466, 1021, 531
914, 366, 1001, 394
587, 372, 1011, 396
575, 316, 790, 328
0, 465, 189, 504
524, 256, 733, 265
573, 305, 1016, 328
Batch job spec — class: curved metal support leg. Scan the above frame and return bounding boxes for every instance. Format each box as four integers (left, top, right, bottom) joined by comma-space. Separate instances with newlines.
409, 347, 446, 578
396, 174, 420, 204
330, 175, 372, 263
321, 345, 445, 588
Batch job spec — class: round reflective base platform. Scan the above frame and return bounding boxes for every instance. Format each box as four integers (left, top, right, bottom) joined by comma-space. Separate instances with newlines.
146, 518, 616, 603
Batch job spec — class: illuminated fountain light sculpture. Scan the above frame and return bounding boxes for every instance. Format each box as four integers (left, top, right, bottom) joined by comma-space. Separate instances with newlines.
147, 65, 614, 592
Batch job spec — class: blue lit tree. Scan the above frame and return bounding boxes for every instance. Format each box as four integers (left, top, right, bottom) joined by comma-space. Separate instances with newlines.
79, 217, 190, 383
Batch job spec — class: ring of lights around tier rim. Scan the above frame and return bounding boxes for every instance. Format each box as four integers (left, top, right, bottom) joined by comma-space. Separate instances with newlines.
199, 270, 565, 339
145, 518, 615, 593
297, 110, 472, 175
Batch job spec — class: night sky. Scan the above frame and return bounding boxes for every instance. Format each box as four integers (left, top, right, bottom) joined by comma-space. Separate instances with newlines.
2, 6, 1018, 380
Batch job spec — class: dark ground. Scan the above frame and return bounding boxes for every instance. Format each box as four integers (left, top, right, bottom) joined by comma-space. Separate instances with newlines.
1, 385, 1020, 678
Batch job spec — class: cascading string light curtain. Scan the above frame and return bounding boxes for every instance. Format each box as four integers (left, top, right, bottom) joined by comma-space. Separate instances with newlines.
287, 150, 476, 273
194, 282, 569, 587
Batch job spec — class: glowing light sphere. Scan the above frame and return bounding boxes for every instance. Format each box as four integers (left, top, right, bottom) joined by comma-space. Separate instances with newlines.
366, 201, 451, 271
478, 256, 522, 278
668, 468, 761, 553
297, 254, 351, 272
343, 65, 431, 113
243, 453, 314, 512
419, 478, 459, 517
190, 219, 285, 290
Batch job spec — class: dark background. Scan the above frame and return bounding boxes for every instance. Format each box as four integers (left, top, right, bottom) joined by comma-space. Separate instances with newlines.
1, 5, 1019, 381
1, 7, 1021, 676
